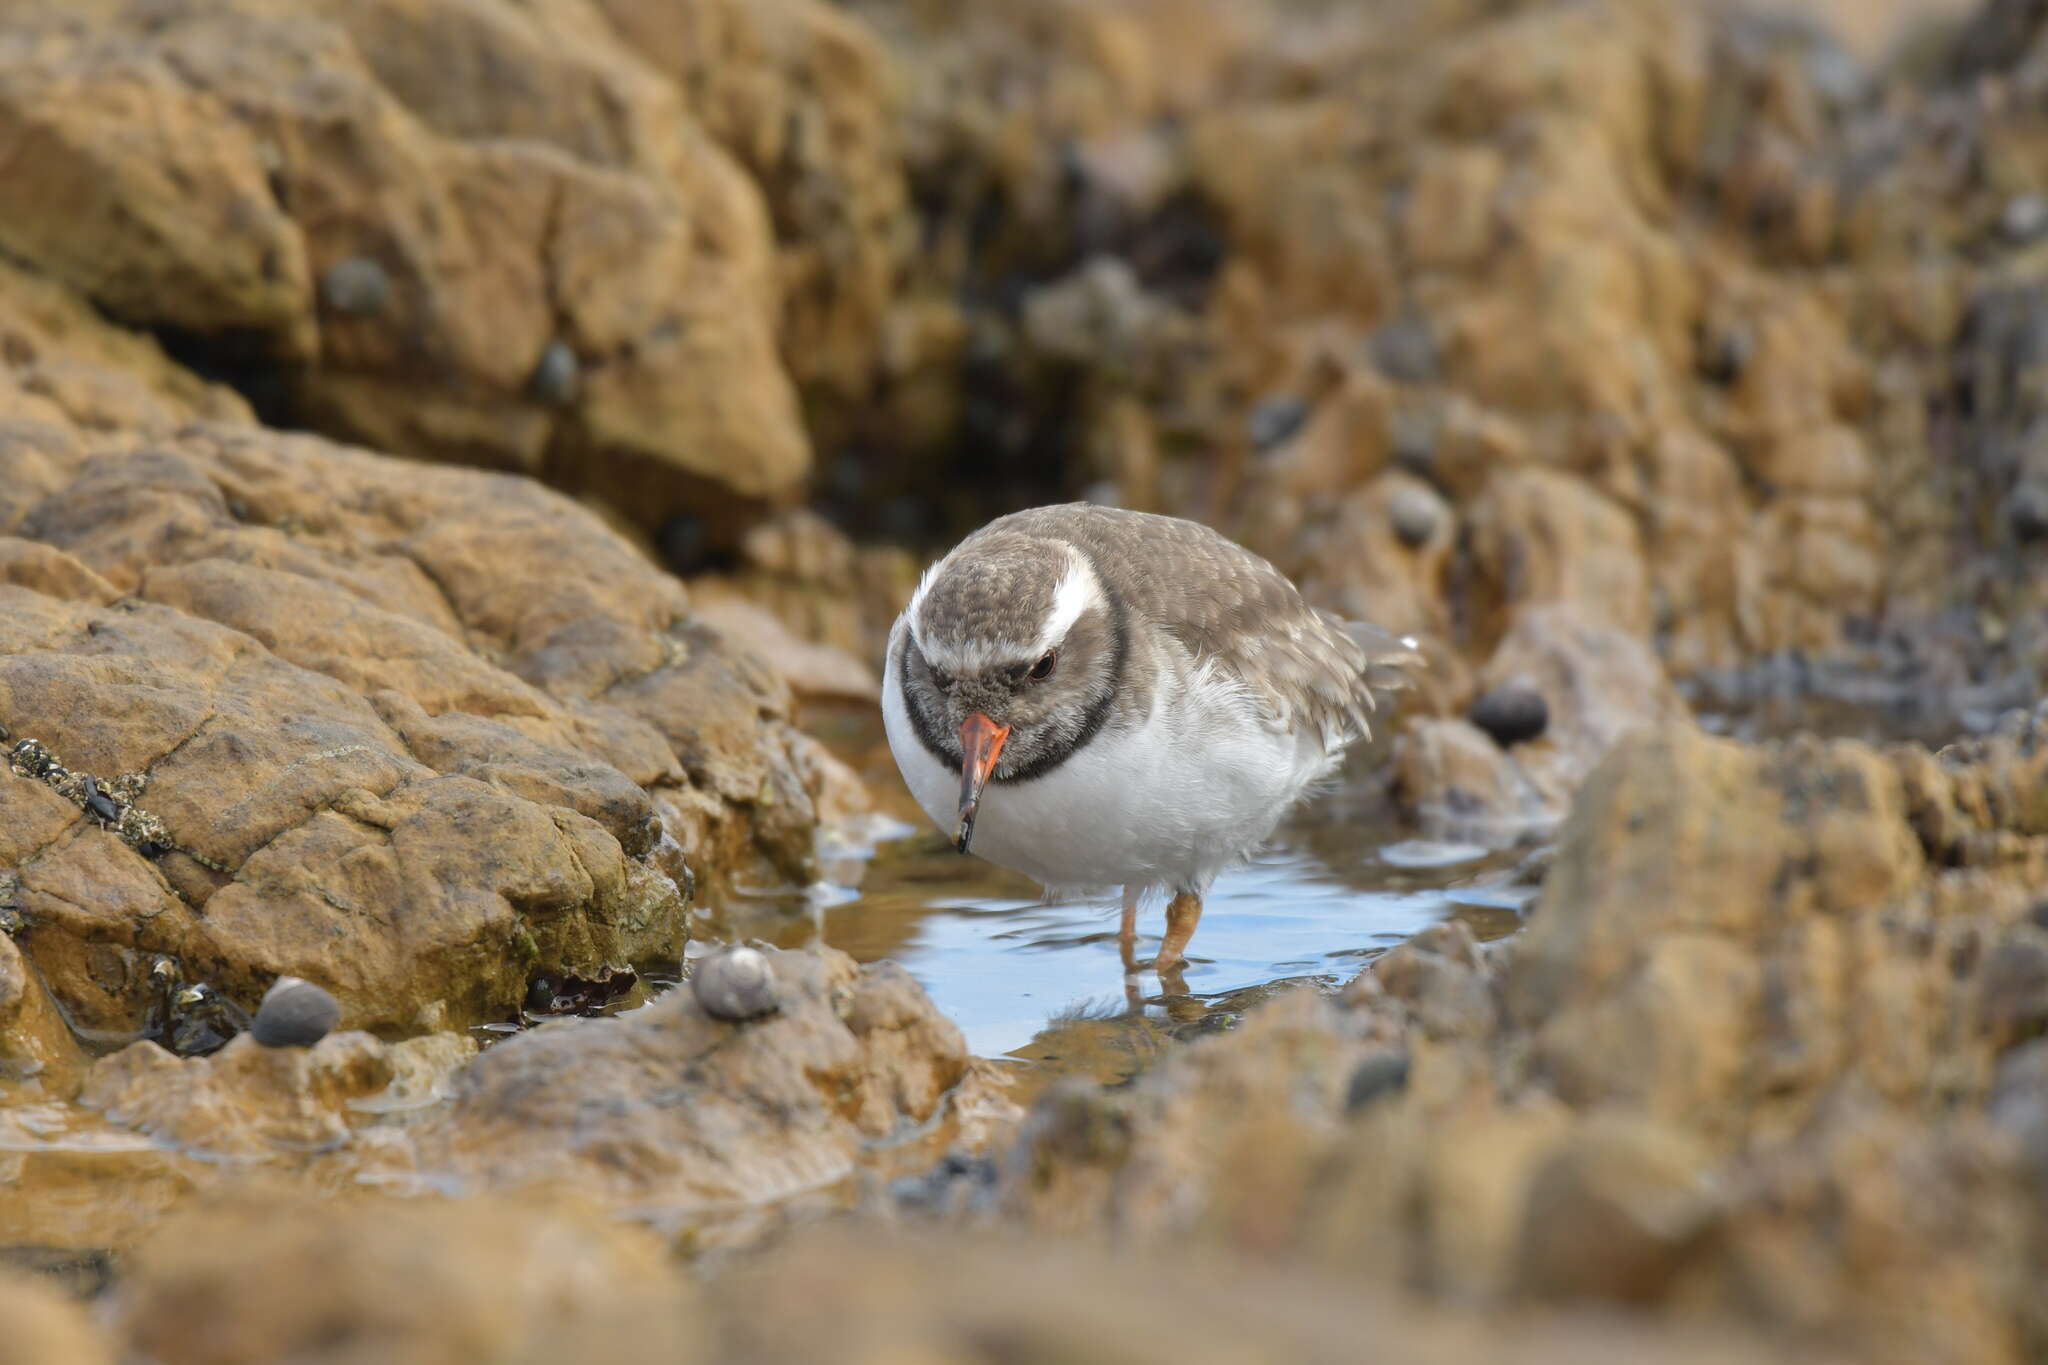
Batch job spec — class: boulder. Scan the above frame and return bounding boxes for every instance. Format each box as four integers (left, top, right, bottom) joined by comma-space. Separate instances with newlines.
0, 0, 808, 528
406, 948, 1003, 1212
0, 298, 848, 1039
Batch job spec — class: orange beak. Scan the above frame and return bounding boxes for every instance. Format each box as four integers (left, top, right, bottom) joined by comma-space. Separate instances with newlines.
954, 712, 1010, 854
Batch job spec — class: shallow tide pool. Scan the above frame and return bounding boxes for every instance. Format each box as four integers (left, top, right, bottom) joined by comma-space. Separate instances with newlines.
698, 707, 1534, 1078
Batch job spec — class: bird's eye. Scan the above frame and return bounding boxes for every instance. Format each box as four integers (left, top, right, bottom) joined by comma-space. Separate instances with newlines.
930, 666, 953, 691
1029, 650, 1058, 681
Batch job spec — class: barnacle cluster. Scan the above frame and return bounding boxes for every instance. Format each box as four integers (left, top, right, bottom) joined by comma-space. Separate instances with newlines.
5, 732, 177, 860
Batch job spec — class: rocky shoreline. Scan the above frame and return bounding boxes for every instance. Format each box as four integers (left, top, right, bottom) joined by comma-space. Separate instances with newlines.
3, 0, 2048, 1361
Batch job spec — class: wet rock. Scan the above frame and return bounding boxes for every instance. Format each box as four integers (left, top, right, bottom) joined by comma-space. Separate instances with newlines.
79, 1030, 401, 1158
692, 945, 779, 1022
318, 257, 391, 318
404, 948, 1003, 1213
0, 931, 90, 1091
111, 1194, 693, 1365
250, 977, 340, 1049
1470, 682, 1549, 747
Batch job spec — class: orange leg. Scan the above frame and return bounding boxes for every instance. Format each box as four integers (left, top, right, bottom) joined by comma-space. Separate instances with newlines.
1118, 883, 1142, 974
1155, 890, 1202, 992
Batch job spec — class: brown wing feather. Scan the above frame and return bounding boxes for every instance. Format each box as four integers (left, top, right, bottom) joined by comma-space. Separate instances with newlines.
980, 505, 1419, 745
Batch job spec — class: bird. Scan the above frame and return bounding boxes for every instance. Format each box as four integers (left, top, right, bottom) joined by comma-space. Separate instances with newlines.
881, 503, 1419, 992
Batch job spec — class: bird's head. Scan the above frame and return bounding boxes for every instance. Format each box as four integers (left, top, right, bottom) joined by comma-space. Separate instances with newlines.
898, 533, 1122, 852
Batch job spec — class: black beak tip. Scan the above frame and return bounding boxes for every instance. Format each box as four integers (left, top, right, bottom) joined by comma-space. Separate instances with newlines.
953, 809, 976, 855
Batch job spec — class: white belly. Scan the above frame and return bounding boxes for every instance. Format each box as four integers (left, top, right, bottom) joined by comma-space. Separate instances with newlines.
881, 640, 1336, 895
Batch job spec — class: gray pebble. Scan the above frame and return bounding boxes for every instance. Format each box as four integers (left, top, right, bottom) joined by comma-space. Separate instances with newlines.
320, 257, 391, 317
1388, 484, 1443, 549
2005, 194, 2048, 244
693, 946, 779, 1023
2008, 480, 2048, 543
529, 340, 579, 406
250, 975, 340, 1048
1471, 682, 1549, 747
1247, 395, 1307, 451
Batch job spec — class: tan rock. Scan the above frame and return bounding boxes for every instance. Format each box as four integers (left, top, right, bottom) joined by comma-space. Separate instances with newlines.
1467, 468, 1653, 652
0, 0, 809, 524
0, 932, 91, 1096
716, 1227, 1805, 1365
0, 1268, 115, 1365
405, 948, 993, 1213
79, 1032, 402, 1158
111, 1193, 695, 1365
0, 369, 843, 1039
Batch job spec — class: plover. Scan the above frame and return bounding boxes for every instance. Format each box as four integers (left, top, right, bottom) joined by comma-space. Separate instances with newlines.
882, 504, 1418, 989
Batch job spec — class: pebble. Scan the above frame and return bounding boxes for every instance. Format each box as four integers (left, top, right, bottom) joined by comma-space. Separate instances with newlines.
2004, 194, 2048, 244
529, 340, 579, 406
1247, 395, 1307, 450
1388, 484, 1442, 549
1470, 682, 1549, 747
250, 976, 341, 1048
2007, 480, 2048, 543
692, 946, 780, 1023
319, 256, 391, 317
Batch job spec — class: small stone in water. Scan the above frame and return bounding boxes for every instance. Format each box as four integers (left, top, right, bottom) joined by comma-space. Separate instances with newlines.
693, 946, 779, 1023
1388, 484, 1442, 549
529, 340, 579, 406
251, 976, 340, 1048
320, 256, 391, 317
1470, 682, 1549, 747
